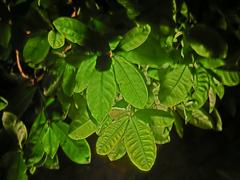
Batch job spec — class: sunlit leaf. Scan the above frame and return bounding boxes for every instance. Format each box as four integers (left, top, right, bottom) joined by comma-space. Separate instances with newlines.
159, 65, 192, 106
62, 64, 76, 96
124, 116, 156, 171
96, 116, 128, 155
113, 56, 148, 108
213, 69, 240, 86
188, 109, 214, 129
48, 30, 65, 49
87, 68, 116, 121
53, 17, 87, 45
0, 96, 8, 111
135, 109, 175, 144
107, 141, 126, 161
119, 24, 151, 51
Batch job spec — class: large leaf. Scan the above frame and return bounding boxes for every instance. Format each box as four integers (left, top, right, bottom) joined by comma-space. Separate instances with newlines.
191, 67, 209, 109
119, 24, 151, 51
48, 30, 65, 49
107, 141, 126, 161
135, 109, 175, 144
23, 32, 50, 65
0, 96, 8, 111
53, 17, 87, 45
117, 36, 174, 67
96, 116, 128, 155
213, 69, 240, 86
124, 116, 156, 171
113, 56, 148, 108
74, 56, 97, 93
52, 121, 91, 164
86, 68, 116, 121
188, 24, 228, 58
42, 125, 60, 159
159, 65, 192, 106
62, 64, 76, 96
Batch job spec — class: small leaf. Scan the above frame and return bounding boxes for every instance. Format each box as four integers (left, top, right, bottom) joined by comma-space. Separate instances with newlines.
213, 108, 222, 131
213, 69, 240, 86
62, 64, 76, 96
96, 116, 128, 155
173, 112, 184, 138
191, 67, 209, 109
23, 32, 50, 65
74, 56, 97, 93
119, 24, 151, 51
159, 65, 192, 106
135, 109, 174, 144
124, 116, 156, 171
87, 68, 116, 121
113, 56, 148, 108
42, 126, 60, 159
189, 109, 214, 129
0, 96, 8, 111
53, 17, 87, 45
208, 87, 216, 113
108, 141, 126, 161
52, 121, 91, 164
44, 155, 59, 170
188, 24, 228, 58
48, 30, 65, 49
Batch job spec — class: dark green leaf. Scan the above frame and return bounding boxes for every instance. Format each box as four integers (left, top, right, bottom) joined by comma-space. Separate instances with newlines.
62, 64, 76, 96
0, 22, 11, 48
23, 32, 50, 65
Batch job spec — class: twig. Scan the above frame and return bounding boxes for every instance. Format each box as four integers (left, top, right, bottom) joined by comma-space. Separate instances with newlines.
15, 49, 29, 79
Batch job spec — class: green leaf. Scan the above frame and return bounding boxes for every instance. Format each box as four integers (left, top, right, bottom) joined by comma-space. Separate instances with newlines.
86, 68, 116, 121
96, 115, 112, 136
52, 121, 91, 164
42, 126, 60, 159
53, 17, 87, 45
48, 30, 65, 49
62, 64, 76, 96
0, 96, 8, 111
124, 116, 156, 171
159, 65, 192, 106
213, 69, 240, 86
198, 58, 225, 69
188, 109, 214, 129
173, 111, 184, 138
113, 56, 148, 108
6, 151, 27, 180
0, 22, 11, 48
96, 116, 128, 155
135, 109, 174, 144
117, 36, 174, 67
74, 56, 97, 93
119, 24, 151, 51
188, 24, 228, 58
191, 67, 209, 109
213, 108, 222, 131
23, 32, 50, 65
107, 141, 126, 161
68, 94, 97, 140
